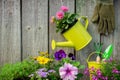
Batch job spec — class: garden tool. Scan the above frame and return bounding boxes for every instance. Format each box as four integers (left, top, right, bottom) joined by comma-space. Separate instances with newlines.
91, 0, 115, 35
102, 44, 113, 60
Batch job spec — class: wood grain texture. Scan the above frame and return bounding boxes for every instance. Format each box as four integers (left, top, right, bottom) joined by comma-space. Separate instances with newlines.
76, 0, 100, 79
22, 0, 48, 59
113, 0, 120, 59
100, 0, 118, 59
49, 0, 75, 54
0, 0, 21, 65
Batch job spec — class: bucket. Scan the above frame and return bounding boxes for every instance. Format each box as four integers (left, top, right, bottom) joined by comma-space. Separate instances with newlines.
87, 52, 105, 80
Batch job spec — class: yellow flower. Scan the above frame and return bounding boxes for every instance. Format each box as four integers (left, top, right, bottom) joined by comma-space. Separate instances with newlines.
36, 56, 50, 64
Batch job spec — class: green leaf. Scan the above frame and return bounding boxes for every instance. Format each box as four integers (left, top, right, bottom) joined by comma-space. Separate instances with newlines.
78, 65, 85, 69
76, 73, 83, 79
72, 61, 80, 67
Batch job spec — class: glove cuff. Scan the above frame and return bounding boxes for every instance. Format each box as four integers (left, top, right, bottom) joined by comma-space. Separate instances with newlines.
97, 0, 113, 5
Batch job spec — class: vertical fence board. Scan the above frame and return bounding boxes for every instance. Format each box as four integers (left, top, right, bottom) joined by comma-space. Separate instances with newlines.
22, 0, 48, 59
100, 0, 119, 59
76, 0, 100, 79
113, 0, 120, 59
0, 0, 21, 65
49, 0, 75, 54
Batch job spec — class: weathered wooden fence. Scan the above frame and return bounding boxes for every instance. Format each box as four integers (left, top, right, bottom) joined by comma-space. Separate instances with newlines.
0, 0, 120, 79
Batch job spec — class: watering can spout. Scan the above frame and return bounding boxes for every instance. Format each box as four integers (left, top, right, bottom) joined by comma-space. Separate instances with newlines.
52, 40, 74, 50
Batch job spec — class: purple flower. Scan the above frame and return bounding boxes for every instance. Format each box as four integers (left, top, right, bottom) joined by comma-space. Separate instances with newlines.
56, 11, 64, 20
109, 57, 113, 62
59, 63, 78, 80
68, 53, 76, 60
36, 68, 48, 78
60, 6, 69, 12
48, 69, 56, 73
38, 72, 48, 78
54, 49, 66, 60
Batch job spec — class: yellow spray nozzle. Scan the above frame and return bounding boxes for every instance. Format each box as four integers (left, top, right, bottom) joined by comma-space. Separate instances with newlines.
51, 40, 74, 50
52, 40, 56, 50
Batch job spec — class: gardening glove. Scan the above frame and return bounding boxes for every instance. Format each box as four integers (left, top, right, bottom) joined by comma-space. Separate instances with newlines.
98, 0, 115, 34
91, 0, 102, 23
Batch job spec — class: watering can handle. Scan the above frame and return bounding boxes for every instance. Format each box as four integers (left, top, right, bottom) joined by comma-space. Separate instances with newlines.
78, 16, 89, 29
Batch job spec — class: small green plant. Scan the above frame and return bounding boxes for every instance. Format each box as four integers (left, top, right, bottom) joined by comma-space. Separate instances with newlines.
93, 42, 103, 63
0, 58, 40, 80
94, 42, 103, 56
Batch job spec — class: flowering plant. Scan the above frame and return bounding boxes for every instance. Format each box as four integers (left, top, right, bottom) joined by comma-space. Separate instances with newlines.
84, 58, 120, 80
50, 6, 78, 33
29, 49, 85, 80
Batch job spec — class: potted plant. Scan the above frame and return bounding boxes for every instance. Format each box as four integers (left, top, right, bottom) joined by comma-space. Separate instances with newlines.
50, 5, 92, 51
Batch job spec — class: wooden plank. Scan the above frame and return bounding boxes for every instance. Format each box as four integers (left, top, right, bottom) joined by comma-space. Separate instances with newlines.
22, 0, 48, 59
100, 0, 118, 59
0, 0, 21, 65
49, 0, 75, 54
113, 0, 120, 59
76, 0, 100, 79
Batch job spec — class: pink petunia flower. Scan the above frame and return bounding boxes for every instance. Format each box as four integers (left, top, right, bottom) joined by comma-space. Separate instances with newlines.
56, 11, 64, 20
59, 63, 78, 80
60, 6, 69, 12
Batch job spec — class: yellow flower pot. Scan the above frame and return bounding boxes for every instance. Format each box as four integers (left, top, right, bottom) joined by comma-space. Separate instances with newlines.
52, 16, 92, 51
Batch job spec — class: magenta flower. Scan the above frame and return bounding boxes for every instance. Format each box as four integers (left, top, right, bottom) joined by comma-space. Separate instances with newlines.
84, 68, 89, 76
92, 75, 98, 80
90, 66, 95, 71
96, 69, 102, 76
112, 68, 120, 74
59, 63, 78, 80
56, 11, 64, 20
54, 49, 66, 60
60, 6, 69, 12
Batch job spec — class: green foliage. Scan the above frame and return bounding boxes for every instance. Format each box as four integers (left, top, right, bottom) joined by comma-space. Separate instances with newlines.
0, 58, 40, 80
103, 59, 120, 80
94, 42, 103, 55
55, 12, 78, 33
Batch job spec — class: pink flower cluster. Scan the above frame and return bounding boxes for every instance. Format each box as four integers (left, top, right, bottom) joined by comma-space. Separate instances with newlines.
50, 6, 69, 23
56, 6, 69, 20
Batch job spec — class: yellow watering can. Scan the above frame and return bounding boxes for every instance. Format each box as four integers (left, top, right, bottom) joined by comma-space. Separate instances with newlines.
52, 16, 92, 51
